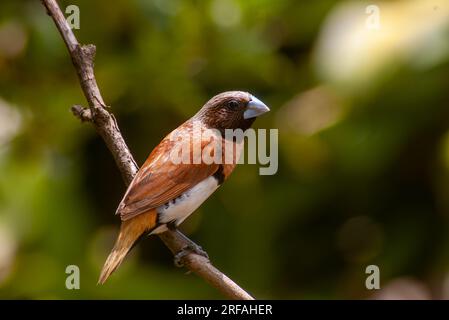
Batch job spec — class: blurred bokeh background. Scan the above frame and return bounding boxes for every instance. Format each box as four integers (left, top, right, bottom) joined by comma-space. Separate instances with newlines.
1, 0, 449, 299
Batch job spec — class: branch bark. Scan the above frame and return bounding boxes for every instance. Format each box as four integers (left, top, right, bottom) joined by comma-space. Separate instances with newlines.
40, 0, 254, 300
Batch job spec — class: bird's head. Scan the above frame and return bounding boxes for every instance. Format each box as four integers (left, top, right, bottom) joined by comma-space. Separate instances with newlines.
195, 91, 270, 132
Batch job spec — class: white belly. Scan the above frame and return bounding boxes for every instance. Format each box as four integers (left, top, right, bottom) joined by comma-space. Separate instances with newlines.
151, 176, 219, 234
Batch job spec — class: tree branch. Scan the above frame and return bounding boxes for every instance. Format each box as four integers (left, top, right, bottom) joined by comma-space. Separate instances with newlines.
40, 0, 254, 300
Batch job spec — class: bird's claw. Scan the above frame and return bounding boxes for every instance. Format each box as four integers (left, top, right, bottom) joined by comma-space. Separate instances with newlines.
174, 244, 209, 267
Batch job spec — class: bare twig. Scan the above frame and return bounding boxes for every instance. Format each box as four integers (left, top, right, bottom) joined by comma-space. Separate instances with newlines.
71, 105, 92, 122
40, 0, 254, 300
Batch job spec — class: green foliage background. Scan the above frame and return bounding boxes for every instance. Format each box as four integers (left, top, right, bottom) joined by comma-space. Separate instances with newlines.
0, 0, 449, 299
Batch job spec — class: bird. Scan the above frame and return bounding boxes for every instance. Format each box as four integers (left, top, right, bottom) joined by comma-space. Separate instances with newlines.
98, 91, 270, 284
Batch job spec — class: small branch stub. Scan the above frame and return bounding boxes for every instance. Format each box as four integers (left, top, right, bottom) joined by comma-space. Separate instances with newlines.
71, 105, 92, 122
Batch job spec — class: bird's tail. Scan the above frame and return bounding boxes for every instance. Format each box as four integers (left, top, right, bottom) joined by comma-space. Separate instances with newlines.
98, 210, 157, 284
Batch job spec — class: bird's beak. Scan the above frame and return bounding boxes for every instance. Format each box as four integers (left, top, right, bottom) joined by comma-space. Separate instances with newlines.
244, 95, 270, 119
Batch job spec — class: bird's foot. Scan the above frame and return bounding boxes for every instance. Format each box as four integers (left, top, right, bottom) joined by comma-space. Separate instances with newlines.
174, 244, 209, 267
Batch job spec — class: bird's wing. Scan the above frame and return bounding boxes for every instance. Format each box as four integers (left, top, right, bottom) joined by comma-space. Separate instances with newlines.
117, 124, 220, 221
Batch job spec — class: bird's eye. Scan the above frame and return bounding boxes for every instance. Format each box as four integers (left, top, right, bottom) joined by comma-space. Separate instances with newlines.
228, 100, 239, 109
